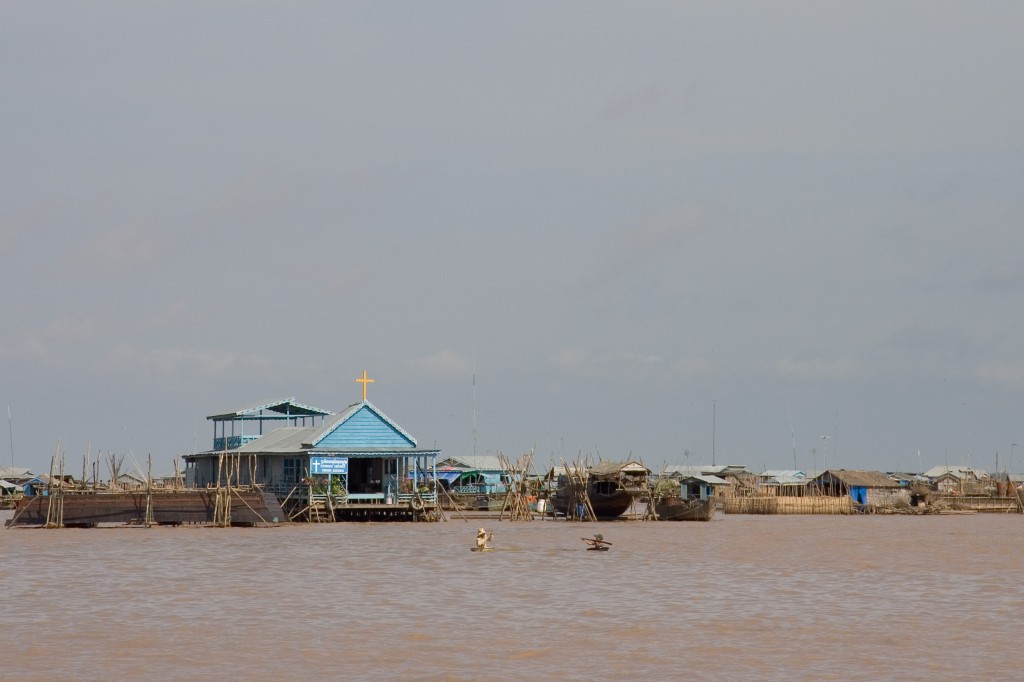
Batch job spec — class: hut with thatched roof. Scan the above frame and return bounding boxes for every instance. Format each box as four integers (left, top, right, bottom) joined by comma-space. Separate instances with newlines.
810, 469, 909, 509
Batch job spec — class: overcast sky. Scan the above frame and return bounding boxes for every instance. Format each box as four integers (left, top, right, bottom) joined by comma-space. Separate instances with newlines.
3, 2, 1023, 478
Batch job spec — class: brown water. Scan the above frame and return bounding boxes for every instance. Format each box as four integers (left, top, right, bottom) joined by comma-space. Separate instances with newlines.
3, 511, 1022, 681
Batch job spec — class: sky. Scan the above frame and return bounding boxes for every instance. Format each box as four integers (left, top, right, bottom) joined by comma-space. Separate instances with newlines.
3, 2, 1023, 478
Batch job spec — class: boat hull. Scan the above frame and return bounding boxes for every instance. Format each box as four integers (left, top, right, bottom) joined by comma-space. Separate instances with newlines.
6, 490, 284, 527
654, 496, 715, 521
553, 491, 633, 520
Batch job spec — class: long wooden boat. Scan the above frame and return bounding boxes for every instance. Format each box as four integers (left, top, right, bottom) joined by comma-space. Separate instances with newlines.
5, 490, 284, 527
654, 496, 715, 521
553, 460, 649, 520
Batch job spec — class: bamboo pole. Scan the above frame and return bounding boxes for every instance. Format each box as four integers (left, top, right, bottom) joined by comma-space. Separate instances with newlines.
435, 483, 464, 522
56, 450, 65, 526
44, 449, 56, 528
144, 453, 154, 527
45, 442, 64, 528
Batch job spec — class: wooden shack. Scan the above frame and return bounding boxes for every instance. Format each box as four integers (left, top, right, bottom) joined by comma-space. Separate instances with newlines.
810, 469, 909, 509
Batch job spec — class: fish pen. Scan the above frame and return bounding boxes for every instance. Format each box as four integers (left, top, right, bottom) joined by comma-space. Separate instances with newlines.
497, 451, 537, 522
557, 456, 597, 522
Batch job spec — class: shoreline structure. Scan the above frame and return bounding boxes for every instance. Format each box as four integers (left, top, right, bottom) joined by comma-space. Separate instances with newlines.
5, 376, 1022, 527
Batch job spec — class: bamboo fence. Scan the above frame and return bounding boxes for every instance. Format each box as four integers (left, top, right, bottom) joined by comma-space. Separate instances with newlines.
723, 495, 855, 515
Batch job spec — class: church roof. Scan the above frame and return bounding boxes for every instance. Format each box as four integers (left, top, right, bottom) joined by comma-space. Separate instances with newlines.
189, 398, 434, 458
309, 400, 417, 448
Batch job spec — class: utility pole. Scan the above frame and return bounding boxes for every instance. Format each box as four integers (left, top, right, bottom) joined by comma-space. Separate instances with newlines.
712, 400, 716, 466
7, 405, 13, 467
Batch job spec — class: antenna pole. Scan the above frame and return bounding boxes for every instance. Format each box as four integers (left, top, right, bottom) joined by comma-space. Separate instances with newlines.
7, 405, 13, 467
789, 403, 797, 470
834, 406, 839, 465
712, 400, 716, 466
472, 349, 477, 457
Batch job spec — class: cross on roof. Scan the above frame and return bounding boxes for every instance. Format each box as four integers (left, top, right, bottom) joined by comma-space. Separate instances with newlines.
355, 370, 375, 402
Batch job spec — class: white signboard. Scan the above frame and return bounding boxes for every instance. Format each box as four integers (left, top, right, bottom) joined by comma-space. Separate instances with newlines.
310, 456, 349, 475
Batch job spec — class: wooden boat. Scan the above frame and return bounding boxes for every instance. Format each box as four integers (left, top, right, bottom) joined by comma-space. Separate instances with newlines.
553, 489, 632, 520
654, 496, 715, 521
553, 461, 649, 520
6, 489, 284, 527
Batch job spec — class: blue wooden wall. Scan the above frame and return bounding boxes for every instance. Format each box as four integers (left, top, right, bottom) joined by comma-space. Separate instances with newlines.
315, 405, 416, 449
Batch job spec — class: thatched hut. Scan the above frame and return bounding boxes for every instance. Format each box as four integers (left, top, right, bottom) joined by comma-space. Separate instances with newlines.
810, 469, 909, 509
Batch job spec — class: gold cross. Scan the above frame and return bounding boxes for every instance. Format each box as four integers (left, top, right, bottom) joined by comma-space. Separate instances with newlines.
355, 370, 375, 401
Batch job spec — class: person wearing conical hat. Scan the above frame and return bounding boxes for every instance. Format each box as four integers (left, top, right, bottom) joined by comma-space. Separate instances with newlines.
476, 528, 487, 549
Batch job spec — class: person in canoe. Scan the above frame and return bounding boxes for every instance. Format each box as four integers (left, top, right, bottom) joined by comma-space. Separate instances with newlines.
474, 528, 494, 551
582, 533, 611, 551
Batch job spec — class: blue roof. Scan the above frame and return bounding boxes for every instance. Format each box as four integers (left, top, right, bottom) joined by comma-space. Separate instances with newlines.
310, 401, 417, 449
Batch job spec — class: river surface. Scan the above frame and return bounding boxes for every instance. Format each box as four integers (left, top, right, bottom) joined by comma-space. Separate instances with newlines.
2, 510, 1022, 681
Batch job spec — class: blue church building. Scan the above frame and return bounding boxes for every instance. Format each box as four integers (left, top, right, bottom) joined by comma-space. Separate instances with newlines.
183, 376, 440, 519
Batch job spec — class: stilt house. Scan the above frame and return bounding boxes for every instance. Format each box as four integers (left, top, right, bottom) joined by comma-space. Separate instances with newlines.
184, 396, 440, 505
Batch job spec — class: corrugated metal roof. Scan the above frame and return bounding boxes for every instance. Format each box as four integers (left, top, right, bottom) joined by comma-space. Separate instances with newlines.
439, 455, 504, 471
0, 467, 34, 480
764, 473, 807, 485
682, 474, 729, 485
761, 469, 806, 478
235, 426, 320, 453
207, 397, 334, 421
922, 465, 987, 480
663, 464, 726, 477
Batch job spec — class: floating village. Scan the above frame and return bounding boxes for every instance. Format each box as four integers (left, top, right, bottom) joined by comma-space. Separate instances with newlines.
4, 373, 1024, 529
